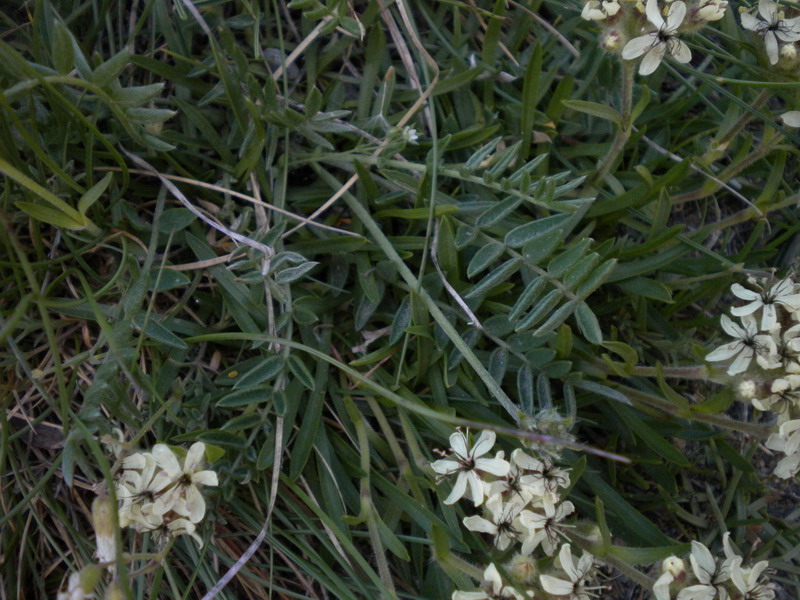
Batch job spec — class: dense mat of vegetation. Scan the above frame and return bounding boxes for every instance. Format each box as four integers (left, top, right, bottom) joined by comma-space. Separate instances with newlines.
2, 0, 800, 598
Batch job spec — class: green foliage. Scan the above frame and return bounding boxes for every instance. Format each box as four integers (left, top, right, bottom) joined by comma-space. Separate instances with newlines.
2, 1, 799, 599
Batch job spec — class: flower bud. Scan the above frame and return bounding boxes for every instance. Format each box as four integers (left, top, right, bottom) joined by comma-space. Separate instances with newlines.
92, 496, 116, 564
506, 555, 538, 584
738, 379, 757, 400
601, 29, 625, 52
662, 556, 686, 581
57, 565, 102, 600
105, 582, 126, 600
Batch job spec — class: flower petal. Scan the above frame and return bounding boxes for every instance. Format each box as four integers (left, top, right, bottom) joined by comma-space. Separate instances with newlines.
540, 575, 573, 596
449, 431, 469, 457
666, 1, 687, 31
740, 12, 760, 31
475, 457, 511, 477
622, 34, 658, 60
444, 472, 468, 504
765, 31, 779, 64
640, 43, 668, 75
669, 39, 692, 63
705, 341, 742, 361
463, 515, 498, 534
470, 430, 496, 458
727, 346, 754, 375
152, 444, 181, 476
646, 0, 665, 28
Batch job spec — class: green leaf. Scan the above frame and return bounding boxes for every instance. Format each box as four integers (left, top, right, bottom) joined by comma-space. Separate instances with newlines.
233, 356, 285, 389
562, 99, 621, 125
217, 386, 273, 408
78, 173, 112, 216
476, 197, 523, 228
274, 262, 319, 284
521, 229, 563, 266
91, 48, 130, 86
467, 241, 505, 278
615, 277, 673, 302
15, 202, 85, 230
463, 258, 522, 299
505, 214, 571, 248
131, 315, 188, 350
287, 354, 315, 390
52, 22, 76, 75
574, 302, 602, 344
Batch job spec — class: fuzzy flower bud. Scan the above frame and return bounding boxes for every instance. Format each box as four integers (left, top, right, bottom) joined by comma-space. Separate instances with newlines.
738, 379, 757, 401
57, 565, 102, 600
506, 555, 538, 584
601, 29, 625, 52
92, 496, 116, 565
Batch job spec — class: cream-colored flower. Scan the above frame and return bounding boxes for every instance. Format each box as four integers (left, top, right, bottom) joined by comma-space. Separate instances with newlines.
510, 451, 570, 498
462, 493, 526, 551
697, 0, 728, 21
150, 517, 204, 548
431, 430, 510, 506
621, 0, 692, 75
731, 278, 800, 330
452, 563, 533, 600
539, 543, 596, 599
518, 495, 575, 556
152, 442, 218, 523
117, 452, 171, 528
741, 0, 800, 64
582, 0, 621, 20
676, 540, 730, 599
705, 314, 774, 375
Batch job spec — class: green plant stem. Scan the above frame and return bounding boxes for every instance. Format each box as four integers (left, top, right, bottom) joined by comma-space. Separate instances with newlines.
592, 61, 634, 184
617, 384, 773, 438
701, 89, 773, 164
671, 135, 781, 205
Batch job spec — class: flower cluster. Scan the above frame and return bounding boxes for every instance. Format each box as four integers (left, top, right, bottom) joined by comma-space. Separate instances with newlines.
116, 441, 218, 547
580, 0, 728, 74
652, 532, 774, 599
705, 276, 800, 478
431, 429, 603, 599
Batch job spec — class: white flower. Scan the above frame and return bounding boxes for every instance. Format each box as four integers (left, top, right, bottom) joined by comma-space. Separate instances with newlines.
117, 452, 171, 528
730, 278, 800, 330
676, 540, 730, 600
741, 0, 800, 64
431, 430, 510, 506
151, 442, 218, 523
654, 557, 686, 600
462, 493, 527, 551
581, 0, 621, 20
484, 449, 547, 502
452, 563, 532, 600
698, 0, 728, 21
706, 314, 774, 375
150, 517, 205, 548
519, 495, 575, 556
622, 0, 692, 75
510, 450, 570, 499
539, 543, 597, 600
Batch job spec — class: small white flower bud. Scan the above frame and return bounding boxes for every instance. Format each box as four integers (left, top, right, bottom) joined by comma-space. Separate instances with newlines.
738, 379, 757, 400
601, 29, 625, 52
57, 565, 102, 600
781, 43, 798, 61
